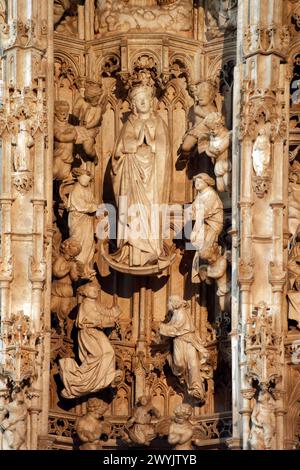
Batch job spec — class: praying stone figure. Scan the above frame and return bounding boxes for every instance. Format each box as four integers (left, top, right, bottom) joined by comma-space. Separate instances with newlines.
109, 79, 172, 273
59, 283, 122, 399
252, 128, 271, 178
51, 237, 83, 337
158, 295, 211, 402
12, 114, 34, 173
124, 395, 160, 446
190, 173, 224, 280
67, 169, 98, 278
0, 389, 28, 450
249, 391, 276, 450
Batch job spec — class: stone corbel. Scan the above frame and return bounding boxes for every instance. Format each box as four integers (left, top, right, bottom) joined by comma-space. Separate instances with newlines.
238, 258, 254, 290
0, 256, 14, 283
268, 262, 287, 292
29, 257, 46, 285
243, 23, 290, 60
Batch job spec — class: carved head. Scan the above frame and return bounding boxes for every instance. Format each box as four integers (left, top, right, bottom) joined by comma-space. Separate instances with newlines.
60, 238, 82, 259
84, 80, 102, 106
204, 112, 225, 133
193, 172, 215, 191
78, 283, 100, 300
193, 80, 217, 106
168, 295, 188, 311
129, 84, 153, 115
173, 403, 192, 422
54, 100, 70, 122
72, 168, 93, 187
136, 395, 151, 407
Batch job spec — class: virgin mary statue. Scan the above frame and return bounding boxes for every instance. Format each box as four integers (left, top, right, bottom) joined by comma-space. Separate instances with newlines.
109, 80, 171, 271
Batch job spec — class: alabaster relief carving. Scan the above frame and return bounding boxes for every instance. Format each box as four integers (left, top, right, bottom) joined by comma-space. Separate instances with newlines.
157, 295, 212, 403
124, 395, 160, 446
249, 391, 276, 450
95, 0, 193, 35
205, 0, 237, 39
180, 80, 231, 192
0, 389, 28, 450
53, 101, 78, 181
75, 398, 110, 450
288, 160, 300, 237
104, 74, 175, 274
59, 283, 122, 399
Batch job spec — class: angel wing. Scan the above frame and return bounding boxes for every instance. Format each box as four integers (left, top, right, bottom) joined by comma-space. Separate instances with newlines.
155, 417, 172, 437
59, 178, 75, 208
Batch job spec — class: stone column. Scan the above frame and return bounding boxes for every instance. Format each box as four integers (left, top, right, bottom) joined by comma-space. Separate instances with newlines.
0, 0, 53, 450
234, 0, 290, 450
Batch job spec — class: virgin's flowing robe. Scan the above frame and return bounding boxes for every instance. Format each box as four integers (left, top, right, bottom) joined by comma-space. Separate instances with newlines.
59, 298, 118, 398
111, 113, 170, 267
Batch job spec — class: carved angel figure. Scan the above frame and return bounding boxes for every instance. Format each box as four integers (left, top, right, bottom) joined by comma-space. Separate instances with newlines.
190, 173, 224, 282
158, 295, 212, 402
180, 80, 218, 163
67, 168, 98, 278
59, 283, 122, 399
124, 395, 160, 446
0, 389, 27, 450
248, 391, 276, 450
156, 403, 207, 450
180, 82, 231, 191
76, 398, 111, 450
252, 128, 271, 177
51, 237, 83, 337
72, 80, 107, 163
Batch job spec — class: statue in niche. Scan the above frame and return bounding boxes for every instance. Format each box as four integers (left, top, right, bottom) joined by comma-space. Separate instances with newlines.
158, 295, 212, 403
287, 233, 300, 326
190, 173, 224, 284
73, 80, 108, 165
288, 161, 300, 237
12, 110, 34, 173
59, 283, 122, 399
66, 168, 98, 279
180, 81, 231, 191
108, 76, 173, 273
0, 389, 28, 450
248, 391, 276, 450
76, 398, 111, 450
53, 101, 78, 181
252, 128, 271, 178
51, 237, 83, 337
124, 395, 160, 446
